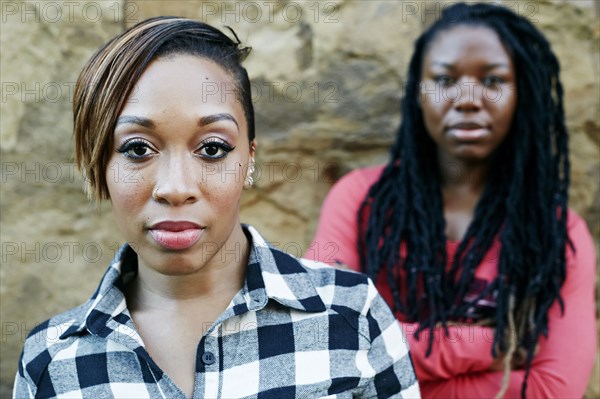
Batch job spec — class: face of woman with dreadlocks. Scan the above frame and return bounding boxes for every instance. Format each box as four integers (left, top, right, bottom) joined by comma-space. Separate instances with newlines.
420, 25, 517, 163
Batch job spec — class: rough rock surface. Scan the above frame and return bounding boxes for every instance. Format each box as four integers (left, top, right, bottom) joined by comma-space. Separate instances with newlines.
1, 0, 598, 396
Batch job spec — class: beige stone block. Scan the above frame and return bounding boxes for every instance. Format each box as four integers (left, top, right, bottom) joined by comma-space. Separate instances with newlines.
1, 0, 598, 395
0, 97, 24, 150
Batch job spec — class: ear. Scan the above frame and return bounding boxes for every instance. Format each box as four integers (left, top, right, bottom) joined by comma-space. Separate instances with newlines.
243, 140, 257, 190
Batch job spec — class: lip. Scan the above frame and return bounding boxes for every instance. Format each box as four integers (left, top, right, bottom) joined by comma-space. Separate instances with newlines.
446, 122, 490, 141
448, 122, 486, 130
149, 221, 203, 231
148, 221, 204, 250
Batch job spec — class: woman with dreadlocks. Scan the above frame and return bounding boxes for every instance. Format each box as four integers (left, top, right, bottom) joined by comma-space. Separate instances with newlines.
307, 2, 596, 398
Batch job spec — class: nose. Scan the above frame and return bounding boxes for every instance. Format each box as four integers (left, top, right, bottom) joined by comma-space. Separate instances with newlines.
152, 154, 199, 206
453, 78, 483, 112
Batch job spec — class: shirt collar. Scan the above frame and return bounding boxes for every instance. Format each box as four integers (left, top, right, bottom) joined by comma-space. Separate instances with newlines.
242, 225, 326, 313
59, 244, 138, 339
60, 225, 325, 340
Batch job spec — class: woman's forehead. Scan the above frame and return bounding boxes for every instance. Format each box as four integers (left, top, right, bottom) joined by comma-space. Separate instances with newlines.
131, 55, 235, 97
424, 25, 513, 67
119, 55, 248, 133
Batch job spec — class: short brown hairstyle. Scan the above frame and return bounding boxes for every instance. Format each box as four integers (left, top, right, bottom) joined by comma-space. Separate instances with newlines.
73, 17, 253, 200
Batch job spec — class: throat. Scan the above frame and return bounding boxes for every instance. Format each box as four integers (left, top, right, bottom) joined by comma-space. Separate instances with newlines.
442, 185, 482, 242
437, 152, 492, 189
126, 289, 240, 399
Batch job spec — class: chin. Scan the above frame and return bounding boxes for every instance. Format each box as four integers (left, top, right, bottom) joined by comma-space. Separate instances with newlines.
452, 147, 491, 162
158, 266, 201, 276
142, 249, 207, 275
153, 259, 204, 276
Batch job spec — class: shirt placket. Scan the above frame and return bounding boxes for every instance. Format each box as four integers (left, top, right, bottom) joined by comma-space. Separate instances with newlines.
194, 295, 259, 399
197, 327, 220, 399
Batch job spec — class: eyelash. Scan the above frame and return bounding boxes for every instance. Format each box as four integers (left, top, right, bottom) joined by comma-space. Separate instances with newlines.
482, 76, 505, 87
115, 138, 236, 161
196, 138, 235, 160
433, 75, 506, 87
434, 75, 455, 86
116, 139, 156, 160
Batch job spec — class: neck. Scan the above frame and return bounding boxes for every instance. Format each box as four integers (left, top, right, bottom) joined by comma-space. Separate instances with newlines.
127, 225, 249, 311
437, 152, 491, 192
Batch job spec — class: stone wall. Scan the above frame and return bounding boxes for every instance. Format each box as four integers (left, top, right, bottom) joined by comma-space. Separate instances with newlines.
1, 0, 598, 396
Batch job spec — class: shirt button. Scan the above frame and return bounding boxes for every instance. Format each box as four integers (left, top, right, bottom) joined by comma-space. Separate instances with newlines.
202, 351, 216, 365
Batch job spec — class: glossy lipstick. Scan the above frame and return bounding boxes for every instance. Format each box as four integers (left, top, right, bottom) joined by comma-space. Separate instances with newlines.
148, 221, 204, 250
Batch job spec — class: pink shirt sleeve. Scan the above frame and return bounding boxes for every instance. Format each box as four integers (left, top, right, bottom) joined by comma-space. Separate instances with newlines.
419, 211, 597, 398
402, 323, 497, 381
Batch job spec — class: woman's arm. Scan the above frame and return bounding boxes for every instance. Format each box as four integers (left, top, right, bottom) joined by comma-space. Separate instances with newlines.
420, 214, 597, 398
13, 357, 35, 399
401, 323, 499, 382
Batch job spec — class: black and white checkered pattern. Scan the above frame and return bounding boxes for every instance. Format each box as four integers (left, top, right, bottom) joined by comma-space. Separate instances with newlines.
14, 225, 420, 398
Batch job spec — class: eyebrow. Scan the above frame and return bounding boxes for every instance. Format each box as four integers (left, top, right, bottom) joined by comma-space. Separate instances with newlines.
116, 115, 155, 128
115, 113, 240, 133
431, 62, 511, 71
198, 113, 239, 133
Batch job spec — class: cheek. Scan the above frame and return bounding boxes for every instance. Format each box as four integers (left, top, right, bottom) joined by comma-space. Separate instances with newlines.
490, 89, 517, 127
421, 87, 448, 128
106, 162, 150, 215
421, 99, 447, 136
202, 167, 244, 207
422, 99, 445, 117
111, 186, 147, 213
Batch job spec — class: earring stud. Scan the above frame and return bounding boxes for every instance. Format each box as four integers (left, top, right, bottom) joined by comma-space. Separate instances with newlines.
243, 160, 255, 190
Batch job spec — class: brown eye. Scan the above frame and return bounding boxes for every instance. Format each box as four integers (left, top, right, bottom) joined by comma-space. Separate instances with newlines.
204, 145, 219, 156
132, 146, 148, 156
434, 75, 455, 86
196, 139, 235, 160
117, 139, 156, 160
482, 76, 504, 88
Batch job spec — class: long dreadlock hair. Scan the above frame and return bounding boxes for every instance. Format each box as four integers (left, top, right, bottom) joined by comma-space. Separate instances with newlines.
357, 3, 570, 397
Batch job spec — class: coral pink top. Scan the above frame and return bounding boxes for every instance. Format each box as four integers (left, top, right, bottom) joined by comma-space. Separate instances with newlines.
307, 165, 597, 398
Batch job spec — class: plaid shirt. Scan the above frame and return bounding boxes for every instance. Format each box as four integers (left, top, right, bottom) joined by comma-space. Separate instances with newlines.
14, 225, 420, 399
